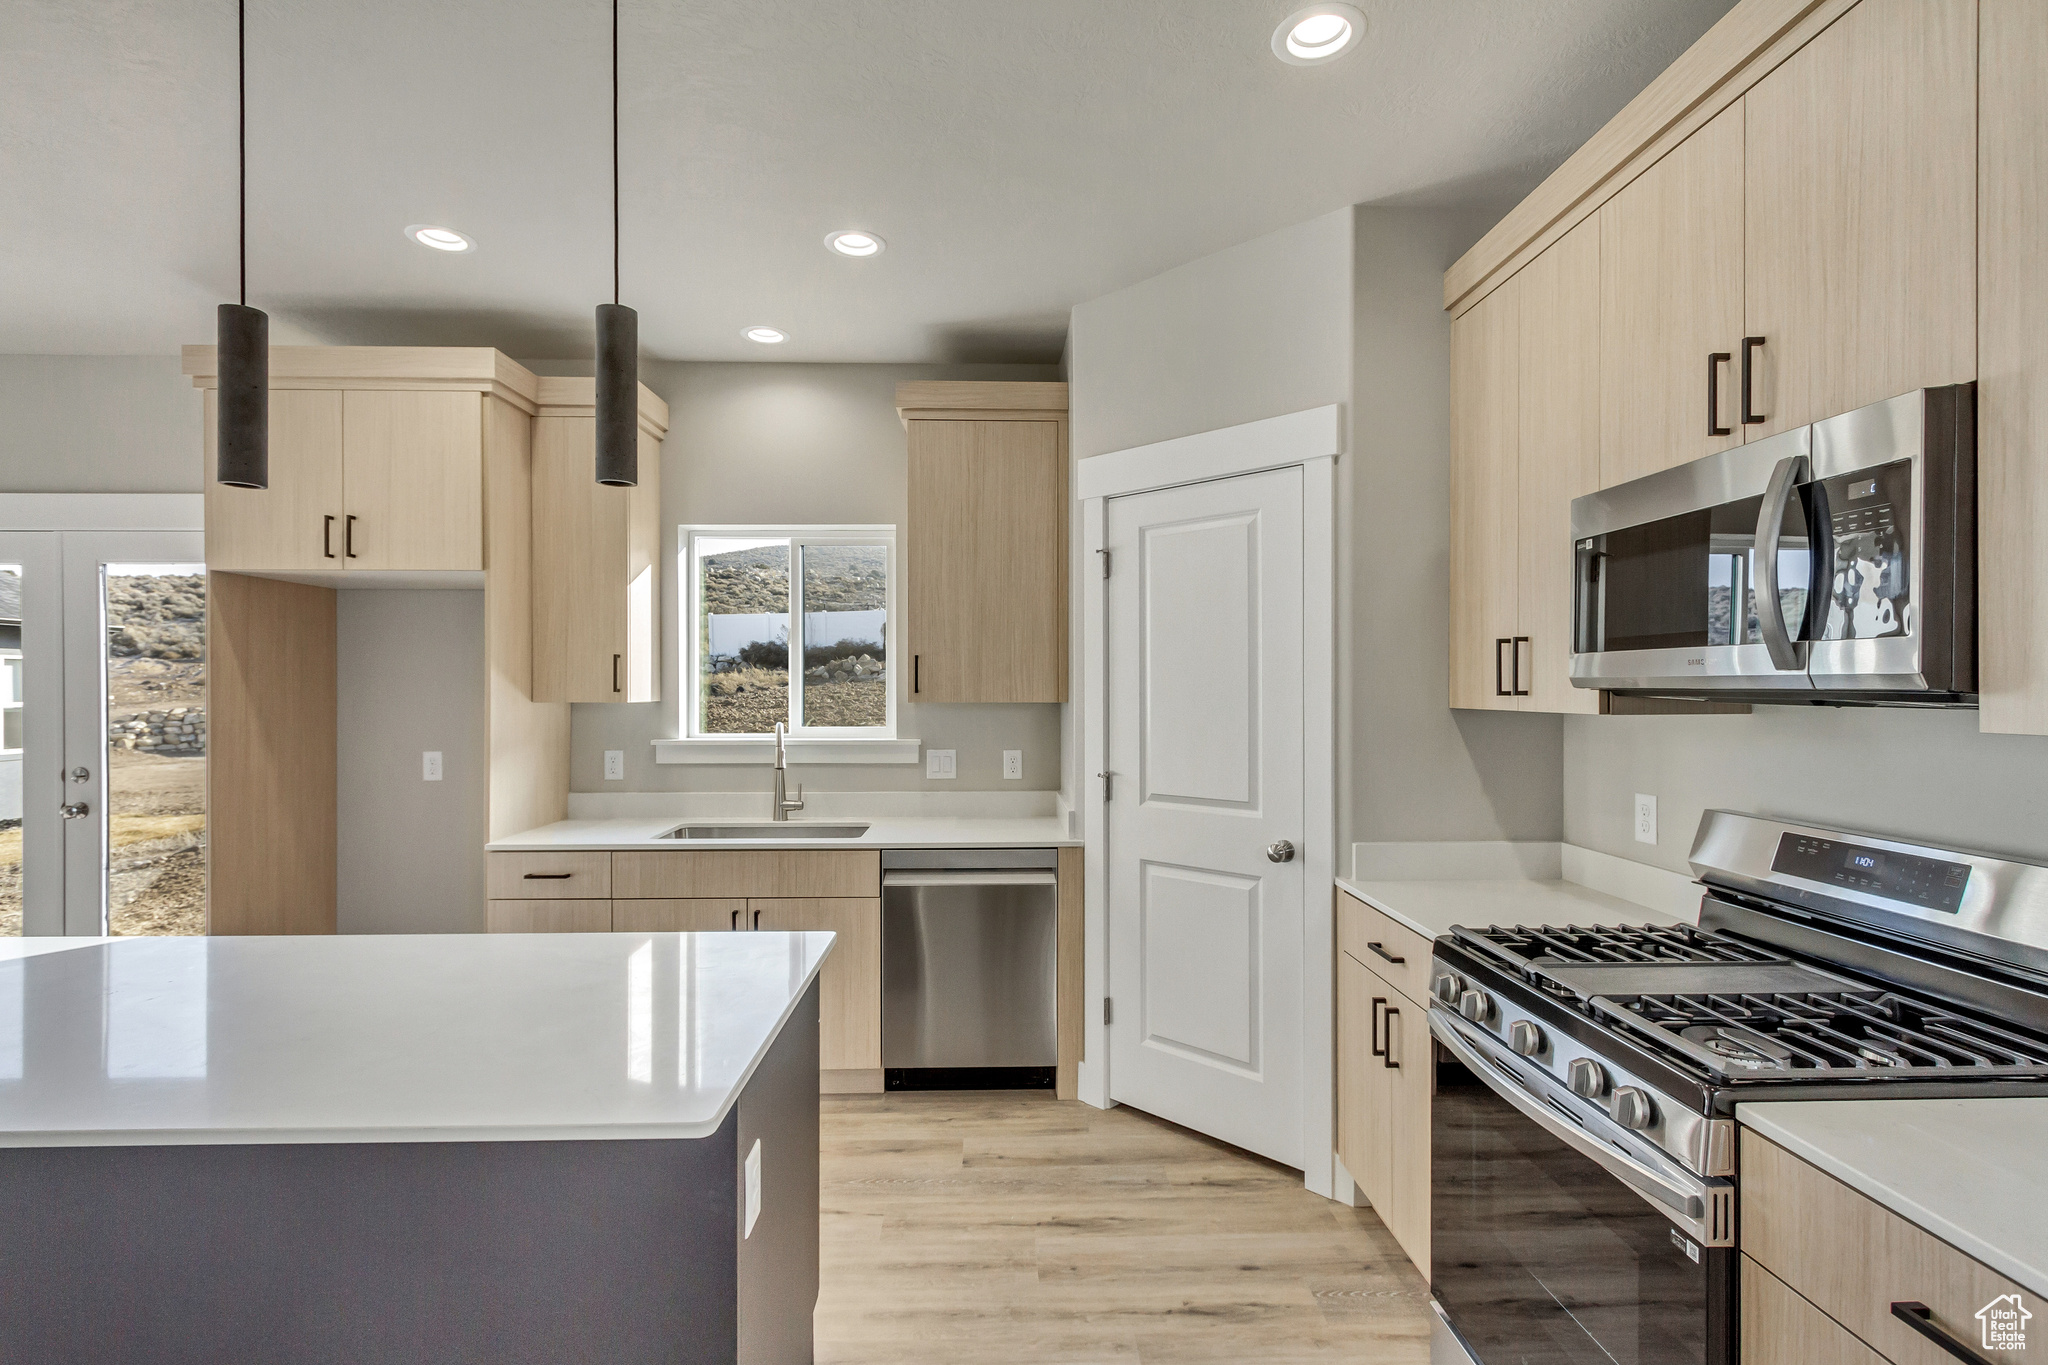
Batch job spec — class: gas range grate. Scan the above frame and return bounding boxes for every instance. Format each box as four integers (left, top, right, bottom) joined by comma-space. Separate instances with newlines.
1604, 990, 2048, 1074
1460, 923, 1781, 967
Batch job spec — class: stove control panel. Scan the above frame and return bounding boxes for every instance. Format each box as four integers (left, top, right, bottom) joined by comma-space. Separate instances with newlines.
1771, 832, 1970, 914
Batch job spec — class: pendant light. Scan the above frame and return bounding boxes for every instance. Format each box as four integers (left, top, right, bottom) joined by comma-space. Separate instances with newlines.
593, 0, 638, 487
216, 0, 268, 490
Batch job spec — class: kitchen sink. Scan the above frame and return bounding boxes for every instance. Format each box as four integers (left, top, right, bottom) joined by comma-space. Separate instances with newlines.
661, 823, 871, 840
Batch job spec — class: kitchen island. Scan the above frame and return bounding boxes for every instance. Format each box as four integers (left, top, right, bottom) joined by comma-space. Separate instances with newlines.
0, 931, 829, 1365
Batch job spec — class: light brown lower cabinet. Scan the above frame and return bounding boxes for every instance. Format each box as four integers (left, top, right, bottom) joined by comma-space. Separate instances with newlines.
485, 899, 613, 933
1337, 946, 1431, 1273
753, 898, 881, 1083
1740, 1130, 2035, 1365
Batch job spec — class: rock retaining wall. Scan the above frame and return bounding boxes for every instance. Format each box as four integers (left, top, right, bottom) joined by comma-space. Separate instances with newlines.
112, 708, 207, 755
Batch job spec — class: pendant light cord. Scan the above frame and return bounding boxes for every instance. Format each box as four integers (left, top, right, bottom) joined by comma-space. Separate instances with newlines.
238, 0, 247, 307
611, 0, 620, 306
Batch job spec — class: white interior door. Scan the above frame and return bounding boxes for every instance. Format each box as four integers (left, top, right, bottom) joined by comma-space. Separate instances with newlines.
1105, 465, 1306, 1168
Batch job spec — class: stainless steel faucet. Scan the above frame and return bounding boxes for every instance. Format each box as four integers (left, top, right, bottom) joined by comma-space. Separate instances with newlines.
772, 721, 805, 821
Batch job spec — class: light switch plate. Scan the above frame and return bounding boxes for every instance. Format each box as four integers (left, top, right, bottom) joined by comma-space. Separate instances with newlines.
422, 751, 443, 782
926, 749, 957, 780
1002, 750, 1023, 780
744, 1139, 762, 1238
1634, 793, 1657, 845
604, 750, 625, 781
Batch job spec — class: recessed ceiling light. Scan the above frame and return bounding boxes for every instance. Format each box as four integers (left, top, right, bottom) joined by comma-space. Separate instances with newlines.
743, 327, 788, 344
1272, 4, 1365, 65
405, 224, 473, 252
824, 230, 885, 258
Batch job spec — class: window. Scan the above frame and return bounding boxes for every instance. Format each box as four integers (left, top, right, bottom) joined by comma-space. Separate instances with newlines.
0, 653, 19, 753
682, 527, 894, 739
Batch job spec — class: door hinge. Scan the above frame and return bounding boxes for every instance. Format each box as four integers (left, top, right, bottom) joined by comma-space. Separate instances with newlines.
1103, 997, 1113, 1026
1098, 770, 1113, 802
1098, 548, 1112, 578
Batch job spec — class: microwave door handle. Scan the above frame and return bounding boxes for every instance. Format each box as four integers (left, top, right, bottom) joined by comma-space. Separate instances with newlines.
1754, 453, 1811, 672
1428, 1008, 1716, 1232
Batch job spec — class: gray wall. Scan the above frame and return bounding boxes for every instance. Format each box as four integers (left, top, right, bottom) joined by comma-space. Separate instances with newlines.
0, 356, 200, 492
336, 590, 487, 932
1566, 709, 2048, 870
545, 359, 1066, 795
1345, 207, 1562, 846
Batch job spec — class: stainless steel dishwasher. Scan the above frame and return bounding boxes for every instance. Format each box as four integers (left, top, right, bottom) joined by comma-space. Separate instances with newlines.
880, 849, 1058, 1089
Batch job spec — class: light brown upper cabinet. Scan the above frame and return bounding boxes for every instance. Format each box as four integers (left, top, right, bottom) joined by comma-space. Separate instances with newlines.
1598, 100, 1746, 486
1516, 219, 1603, 716
1978, 0, 2048, 735
1742, 0, 1976, 440
1449, 217, 1602, 715
530, 378, 666, 704
897, 382, 1068, 704
186, 347, 537, 576
1449, 277, 1521, 711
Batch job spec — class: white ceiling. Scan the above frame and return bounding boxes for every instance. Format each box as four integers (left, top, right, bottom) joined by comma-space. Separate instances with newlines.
1, 0, 1733, 363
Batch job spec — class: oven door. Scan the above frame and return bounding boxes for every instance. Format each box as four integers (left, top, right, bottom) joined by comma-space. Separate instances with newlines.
1428, 1008, 1735, 1365
1571, 425, 1817, 693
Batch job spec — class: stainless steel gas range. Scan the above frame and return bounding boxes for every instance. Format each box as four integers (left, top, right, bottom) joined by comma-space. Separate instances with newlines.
1426, 810, 2048, 1365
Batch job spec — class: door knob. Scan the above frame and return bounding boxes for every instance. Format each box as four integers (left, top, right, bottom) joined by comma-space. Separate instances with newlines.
60, 802, 90, 820
1266, 840, 1296, 863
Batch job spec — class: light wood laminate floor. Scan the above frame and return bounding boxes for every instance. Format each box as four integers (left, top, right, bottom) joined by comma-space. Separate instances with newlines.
816, 1091, 1431, 1364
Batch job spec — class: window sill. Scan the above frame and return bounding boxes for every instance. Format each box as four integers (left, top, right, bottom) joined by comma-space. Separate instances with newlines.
651, 737, 921, 766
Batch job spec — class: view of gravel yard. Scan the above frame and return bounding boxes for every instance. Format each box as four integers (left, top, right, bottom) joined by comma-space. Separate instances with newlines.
697, 538, 889, 733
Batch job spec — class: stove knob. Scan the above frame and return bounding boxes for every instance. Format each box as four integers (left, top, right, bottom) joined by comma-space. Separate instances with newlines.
1433, 973, 1463, 1005
1458, 988, 1493, 1024
1567, 1057, 1609, 1099
1506, 1019, 1544, 1057
1610, 1086, 1656, 1131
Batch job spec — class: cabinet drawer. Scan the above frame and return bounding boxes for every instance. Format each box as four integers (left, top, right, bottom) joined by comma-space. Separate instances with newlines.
1741, 1130, 2034, 1365
1741, 1256, 1888, 1365
486, 899, 613, 933
611, 849, 880, 901
1337, 890, 1433, 1005
487, 851, 612, 900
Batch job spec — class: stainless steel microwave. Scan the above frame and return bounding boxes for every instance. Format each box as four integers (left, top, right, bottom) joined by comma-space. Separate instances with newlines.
1570, 385, 1975, 705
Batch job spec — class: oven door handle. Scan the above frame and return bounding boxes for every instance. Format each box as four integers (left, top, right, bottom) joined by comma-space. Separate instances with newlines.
1754, 452, 1811, 672
1429, 1008, 1724, 1238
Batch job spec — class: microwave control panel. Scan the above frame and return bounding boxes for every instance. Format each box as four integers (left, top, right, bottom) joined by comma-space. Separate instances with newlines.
1771, 833, 1970, 914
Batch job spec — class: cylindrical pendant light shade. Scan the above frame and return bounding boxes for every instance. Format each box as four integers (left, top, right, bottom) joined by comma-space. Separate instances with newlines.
216, 302, 269, 489
594, 303, 639, 487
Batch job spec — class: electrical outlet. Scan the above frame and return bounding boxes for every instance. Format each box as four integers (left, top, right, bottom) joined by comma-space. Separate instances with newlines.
1634, 793, 1657, 845
926, 749, 957, 780
1003, 750, 1023, 781
604, 749, 625, 781
422, 751, 443, 782
744, 1139, 762, 1238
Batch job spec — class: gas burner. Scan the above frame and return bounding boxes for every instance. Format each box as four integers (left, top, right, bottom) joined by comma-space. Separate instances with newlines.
1455, 922, 1780, 968
1601, 990, 2048, 1077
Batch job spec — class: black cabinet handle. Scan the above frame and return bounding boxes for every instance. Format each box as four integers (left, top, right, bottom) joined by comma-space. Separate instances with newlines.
730, 908, 740, 930
751, 908, 761, 930
1890, 1302, 1994, 1364
345, 514, 358, 558
1383, 1006, 1401, 1069
1494, 638, 1510, 697
913, 654, 920, 694
323, 515, 336, 559
1511, 636, 1530, 697
613, 653, 621, 694
1707, 352, 1732, 435
522, 872, 572, 880
1369, 997, 1388, 1058
1741, 336, 1767, 425
1367, 941, 1406, 966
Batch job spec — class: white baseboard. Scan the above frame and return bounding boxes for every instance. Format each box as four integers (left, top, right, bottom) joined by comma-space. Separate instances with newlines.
1560, 845, 1704, 922
565, 789, 1062, 820
1350, 841, 1563, 881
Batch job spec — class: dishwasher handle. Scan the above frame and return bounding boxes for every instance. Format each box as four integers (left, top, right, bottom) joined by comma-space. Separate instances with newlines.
882, 869, 1058, 888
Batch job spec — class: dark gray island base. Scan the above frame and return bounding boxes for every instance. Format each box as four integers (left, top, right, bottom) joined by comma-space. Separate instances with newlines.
0, 983, 820, 1365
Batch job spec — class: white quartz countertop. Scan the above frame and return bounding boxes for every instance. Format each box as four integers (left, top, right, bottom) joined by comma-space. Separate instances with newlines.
488, 814, 1078, 851
0, 931, 831, 1148
1739, 1098, 2048, 1298
1336, 875, 1690, 941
